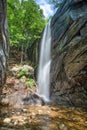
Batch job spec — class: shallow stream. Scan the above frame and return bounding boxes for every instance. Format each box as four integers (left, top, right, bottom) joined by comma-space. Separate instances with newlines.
0, 104, 87, 130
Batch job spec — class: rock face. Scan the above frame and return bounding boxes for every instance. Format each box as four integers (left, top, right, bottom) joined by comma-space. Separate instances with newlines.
0, 0, 9, 86
1, 92, 44, 107
50, 0, 87, 107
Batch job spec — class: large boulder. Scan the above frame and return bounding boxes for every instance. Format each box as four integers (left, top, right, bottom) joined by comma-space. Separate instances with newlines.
1, 91, 45, 107
50, 0, 87, 107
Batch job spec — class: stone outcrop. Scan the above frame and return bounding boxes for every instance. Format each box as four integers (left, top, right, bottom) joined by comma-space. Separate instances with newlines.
50, 0, 87, 107
1, 91, 45, 107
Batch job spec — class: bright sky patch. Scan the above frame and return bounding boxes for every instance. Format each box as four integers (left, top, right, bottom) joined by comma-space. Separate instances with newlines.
36, 0, 54, 18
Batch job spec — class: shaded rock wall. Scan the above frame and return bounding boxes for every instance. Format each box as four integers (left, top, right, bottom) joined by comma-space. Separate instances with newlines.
50, 0, 87, 107
0, 0, 9, 86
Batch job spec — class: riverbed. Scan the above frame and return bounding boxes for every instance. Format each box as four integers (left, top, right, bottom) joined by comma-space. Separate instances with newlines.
0, 104, 87, 130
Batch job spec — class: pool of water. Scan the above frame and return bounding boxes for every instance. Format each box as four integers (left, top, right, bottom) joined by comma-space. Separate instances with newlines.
0, 105, 87, 130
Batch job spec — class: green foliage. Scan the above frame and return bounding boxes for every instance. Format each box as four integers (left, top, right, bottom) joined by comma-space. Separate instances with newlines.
26, 78, 35, 88
18, 69, 28, 78
7, 0, 46, 48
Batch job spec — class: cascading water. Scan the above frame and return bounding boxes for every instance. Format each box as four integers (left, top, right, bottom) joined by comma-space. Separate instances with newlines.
37, 20, 51, 102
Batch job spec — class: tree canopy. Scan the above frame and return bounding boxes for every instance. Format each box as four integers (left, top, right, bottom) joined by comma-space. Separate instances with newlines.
7, 0, 46, 48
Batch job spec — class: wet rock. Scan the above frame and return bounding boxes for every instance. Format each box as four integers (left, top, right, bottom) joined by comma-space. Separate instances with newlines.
23, 92, 45, 106
0, 127, 15, 130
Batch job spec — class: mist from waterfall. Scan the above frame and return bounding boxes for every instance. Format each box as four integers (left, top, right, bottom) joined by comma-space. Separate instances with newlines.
37, 20, 51, 102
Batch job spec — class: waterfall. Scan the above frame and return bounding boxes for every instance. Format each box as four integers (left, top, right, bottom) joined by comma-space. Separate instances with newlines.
37, 20, 51, 102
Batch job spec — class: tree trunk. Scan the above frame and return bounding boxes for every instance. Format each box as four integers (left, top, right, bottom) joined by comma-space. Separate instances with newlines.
21, 42, 24, 64
0, 0, 9, 86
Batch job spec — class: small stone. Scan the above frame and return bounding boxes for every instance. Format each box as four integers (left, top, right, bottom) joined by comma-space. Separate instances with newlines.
3, 118, 11, 123
72, 118, 77, 121
14, 120, 18, 125
32, 112, 36, 116
23, 117, 26, 120
22, 109, 27, 113
19, 119, 24, 122
20, 76, 26, 83
38, 110, 42, 114
47, 111, 50, 113
16, 112, 20, 115
59, 116, 62, 119
59, 123, 68, 130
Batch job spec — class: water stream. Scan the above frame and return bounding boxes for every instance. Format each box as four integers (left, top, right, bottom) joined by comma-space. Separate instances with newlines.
37, 20, 51, 102
0, 105, 87, 130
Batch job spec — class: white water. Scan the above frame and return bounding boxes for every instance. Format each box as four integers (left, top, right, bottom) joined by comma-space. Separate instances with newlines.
37, 21, 51, 102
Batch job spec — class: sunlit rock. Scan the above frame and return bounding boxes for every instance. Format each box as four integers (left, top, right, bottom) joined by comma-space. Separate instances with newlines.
3, 118, 11, 124
11, 65, 34, 78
